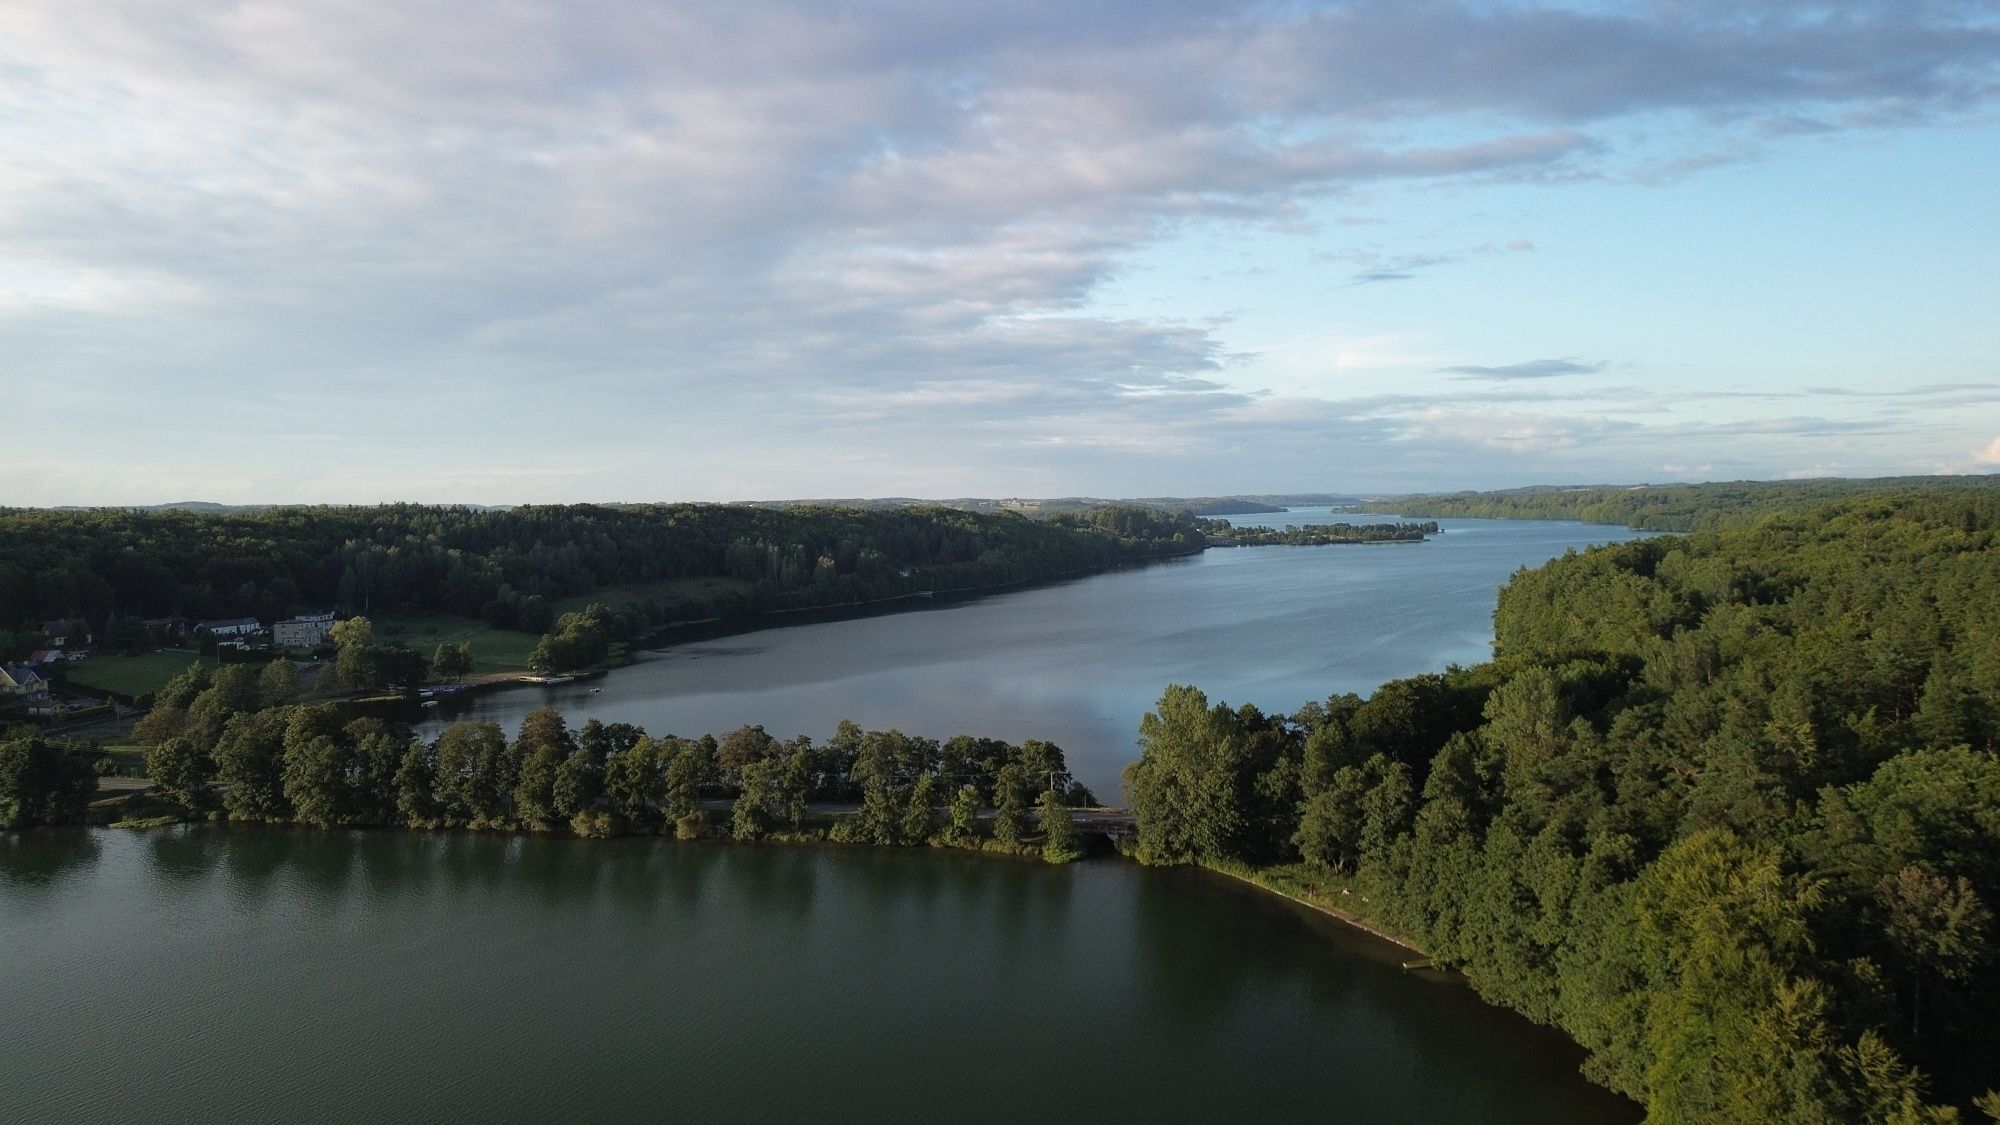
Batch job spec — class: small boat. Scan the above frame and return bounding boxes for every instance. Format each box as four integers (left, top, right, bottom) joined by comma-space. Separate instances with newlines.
421, 699, 440, 708
589, 687, 601, 694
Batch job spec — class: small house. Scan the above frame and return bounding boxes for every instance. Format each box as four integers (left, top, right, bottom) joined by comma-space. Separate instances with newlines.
0, 663, 51, 703
42, 618, 92, 648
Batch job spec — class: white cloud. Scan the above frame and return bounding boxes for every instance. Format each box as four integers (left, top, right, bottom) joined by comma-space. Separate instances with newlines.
2, 1, 1998, 501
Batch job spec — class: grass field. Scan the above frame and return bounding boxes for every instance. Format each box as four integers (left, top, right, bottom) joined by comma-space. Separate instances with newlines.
552, 576, 753, 617
62, 651, 217, 700
373, 613, 542, 672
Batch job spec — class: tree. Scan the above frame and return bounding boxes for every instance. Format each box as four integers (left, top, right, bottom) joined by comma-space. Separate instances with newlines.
1875, 866, 1993, 1036
851, 729, 905, 845
394, 742, 441, 828
258, 659, 299, 707
778, 738, 814, 830
214, 708, 291, 821
511, 708, 573, 829
663, 739, 710, 822
715, 724, 777, 791
992, 762, 1029, 846
131, 705, 189, 747
434, 720, 510, 827
328, 615, 374, 654
1125, 685, 1258, 865
147, 735, 213, 810
1293, 766, 1368, 873
330, 616, 374, 685
1040, 788, 1082, 863
732, 755, 781, 841
604, 738, 665, 829
900, 774, 937, 843
552, 748, 604, 820
186, 664, 262, 744
431, 642, 473, 682
154, 661, 212, 709
0, 735, 96, 828
282, 733, 351, 828
946, 784, 981, 846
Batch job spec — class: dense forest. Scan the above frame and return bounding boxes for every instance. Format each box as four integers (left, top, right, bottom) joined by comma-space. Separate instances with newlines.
1359, 474, 2000, 531
1, 686, 1097, 862
1126, 490, 2000, 1121
0, 502, 1204, 645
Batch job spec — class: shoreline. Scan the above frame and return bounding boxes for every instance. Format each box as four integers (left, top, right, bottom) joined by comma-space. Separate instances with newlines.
1195, 859, 1430, 956
445, 533, 1436, 709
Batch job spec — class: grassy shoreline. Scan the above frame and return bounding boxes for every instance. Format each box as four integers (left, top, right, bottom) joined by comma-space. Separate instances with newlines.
1194, 858, 1429, 956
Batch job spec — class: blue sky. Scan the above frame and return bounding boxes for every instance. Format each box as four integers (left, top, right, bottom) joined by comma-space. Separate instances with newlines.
3, 0, 1997, 504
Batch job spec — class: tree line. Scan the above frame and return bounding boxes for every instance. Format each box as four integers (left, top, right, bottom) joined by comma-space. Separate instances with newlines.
1357, 474, 2000, 532
0, 502, 1206, 653
1126, 490, 2000, 1121
2, 671, 1099, 864
1200, 519, 1438, 546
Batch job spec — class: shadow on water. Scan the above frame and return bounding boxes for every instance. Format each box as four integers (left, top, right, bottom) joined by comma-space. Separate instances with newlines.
3, 826, 1642, 1124
0, 827, 101, 887
632, 551, 1206, 653
145, 821, 229, 880
713, 844, 820, 925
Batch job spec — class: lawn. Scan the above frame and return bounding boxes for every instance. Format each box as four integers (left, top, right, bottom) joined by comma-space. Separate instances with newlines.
373, 613, 542, 673
62, 651, 217, 700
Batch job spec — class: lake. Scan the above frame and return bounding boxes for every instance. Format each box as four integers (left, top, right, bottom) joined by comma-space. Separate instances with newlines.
3, 511, 1654, 1122
1, 826, 1639, 1123
419, 512, 1649, 798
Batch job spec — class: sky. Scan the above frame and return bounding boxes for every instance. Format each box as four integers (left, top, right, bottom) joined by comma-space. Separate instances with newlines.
3, 0, 1998, 506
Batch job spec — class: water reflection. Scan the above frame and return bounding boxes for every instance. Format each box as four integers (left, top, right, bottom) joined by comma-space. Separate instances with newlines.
5, 826, 1638, 1125
0, 826, 100, 887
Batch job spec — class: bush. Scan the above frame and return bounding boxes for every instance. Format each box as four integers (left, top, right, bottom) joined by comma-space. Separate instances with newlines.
569, 809, 622, 838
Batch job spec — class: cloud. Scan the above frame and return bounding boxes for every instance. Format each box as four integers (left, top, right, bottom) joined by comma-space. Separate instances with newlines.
1437, 358, 1607, 380
2, 1, 1999, 501
1326, 238, 1536, 285
1975, 437, 2000, 465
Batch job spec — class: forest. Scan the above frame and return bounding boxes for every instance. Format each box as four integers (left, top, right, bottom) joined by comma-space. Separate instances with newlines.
1126, 489, 2000, 1121
0, 502, 1205, 648
1359, 473, 2000, 531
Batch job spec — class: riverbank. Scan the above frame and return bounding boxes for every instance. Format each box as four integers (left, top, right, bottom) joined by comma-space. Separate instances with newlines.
1195, 857, 1428, 956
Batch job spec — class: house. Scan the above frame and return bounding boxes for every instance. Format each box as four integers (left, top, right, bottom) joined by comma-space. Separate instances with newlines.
26, 649, 57, 667
1, 663, 51, 704
273, 611, 337, 650
195, 617, 263, 638
42, 618, 92, 648
140, 617, 184, 643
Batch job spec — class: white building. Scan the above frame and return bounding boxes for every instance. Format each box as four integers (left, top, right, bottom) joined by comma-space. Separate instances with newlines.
273, 611, 337, 650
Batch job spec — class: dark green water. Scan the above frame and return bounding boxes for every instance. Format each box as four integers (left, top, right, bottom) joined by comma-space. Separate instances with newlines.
2, 827, 1638, 1123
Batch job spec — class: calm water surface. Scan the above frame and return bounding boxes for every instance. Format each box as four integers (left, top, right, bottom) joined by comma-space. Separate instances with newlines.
2, 827, 1638, 1123
422, 512, 1647, 797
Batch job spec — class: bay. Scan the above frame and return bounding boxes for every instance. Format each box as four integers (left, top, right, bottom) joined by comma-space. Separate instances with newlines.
1, 826, 1638, 1123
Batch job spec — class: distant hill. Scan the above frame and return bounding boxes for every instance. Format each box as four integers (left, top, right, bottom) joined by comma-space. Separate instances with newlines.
1356, 474, 2000, 530
732, 494, 1363, 517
